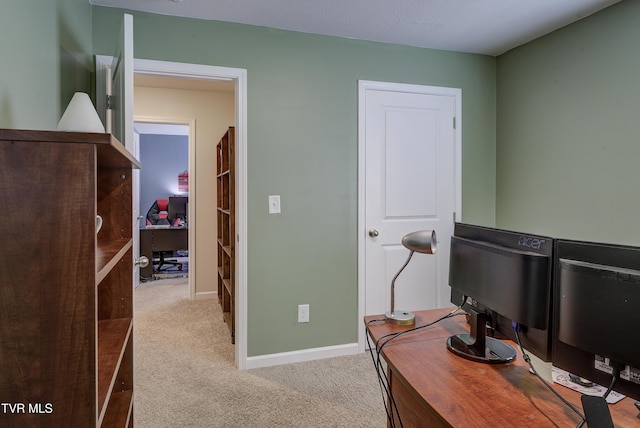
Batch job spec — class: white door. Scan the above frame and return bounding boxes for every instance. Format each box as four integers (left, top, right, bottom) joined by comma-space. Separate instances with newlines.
96, 14, 139, 283
359, 81, 461, 344
110, 13, 134, 153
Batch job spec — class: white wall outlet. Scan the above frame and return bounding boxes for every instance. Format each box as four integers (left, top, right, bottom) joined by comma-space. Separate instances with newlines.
268, 195, 281, 214
298, 304, 309, 323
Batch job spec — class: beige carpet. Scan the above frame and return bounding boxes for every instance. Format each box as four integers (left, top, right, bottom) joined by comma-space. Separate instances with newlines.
134, 278, 387, 427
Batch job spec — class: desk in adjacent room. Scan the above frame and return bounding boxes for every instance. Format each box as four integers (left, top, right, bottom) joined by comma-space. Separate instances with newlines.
139, 227, 188, 278
365, 308, 639, 427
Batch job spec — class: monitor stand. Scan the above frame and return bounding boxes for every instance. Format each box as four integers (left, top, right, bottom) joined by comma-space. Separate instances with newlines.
446, 310, 516, 364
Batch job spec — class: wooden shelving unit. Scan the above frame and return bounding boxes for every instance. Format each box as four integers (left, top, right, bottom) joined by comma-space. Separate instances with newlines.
0, 129, 140, 427
216, 127, 235, 343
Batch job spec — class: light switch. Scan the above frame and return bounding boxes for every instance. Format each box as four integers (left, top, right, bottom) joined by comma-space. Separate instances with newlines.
268, 195, 281, 214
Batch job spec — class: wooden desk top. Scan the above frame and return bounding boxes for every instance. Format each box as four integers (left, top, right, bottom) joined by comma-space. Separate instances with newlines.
141, 226, 188, 231
366, 308, 639, 427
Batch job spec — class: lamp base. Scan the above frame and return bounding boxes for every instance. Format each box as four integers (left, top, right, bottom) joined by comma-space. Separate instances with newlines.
385, 310, 416, 326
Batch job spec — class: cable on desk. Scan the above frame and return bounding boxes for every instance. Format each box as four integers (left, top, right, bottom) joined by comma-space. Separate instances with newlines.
602, 361, 624, 400
367, 304, 466, 428
365, 318, 398, 427
375, 305, 466, 356
512, 323, 586, 428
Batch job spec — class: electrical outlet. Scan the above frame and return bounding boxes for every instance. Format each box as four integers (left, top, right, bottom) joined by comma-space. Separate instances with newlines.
298, 304, 309, 323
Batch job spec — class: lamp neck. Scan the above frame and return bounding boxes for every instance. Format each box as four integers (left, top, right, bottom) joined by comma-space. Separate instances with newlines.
390, 250, 415, 314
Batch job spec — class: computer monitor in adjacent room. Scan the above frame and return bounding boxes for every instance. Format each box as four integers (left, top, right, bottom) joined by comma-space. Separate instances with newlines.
448, 223, 554, 363
168, 195, 188, 222
552, 239, 640, 401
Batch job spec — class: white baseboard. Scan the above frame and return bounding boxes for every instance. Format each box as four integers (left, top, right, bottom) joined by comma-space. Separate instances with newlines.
194, 291, 216, 300
245, 342, 360, 369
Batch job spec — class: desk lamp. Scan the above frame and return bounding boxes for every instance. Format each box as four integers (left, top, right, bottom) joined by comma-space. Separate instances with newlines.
57, 92, 105, 133
386, 230, 437, 325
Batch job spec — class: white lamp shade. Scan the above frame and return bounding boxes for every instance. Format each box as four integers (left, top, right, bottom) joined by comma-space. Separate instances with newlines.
57, 92, 105, 133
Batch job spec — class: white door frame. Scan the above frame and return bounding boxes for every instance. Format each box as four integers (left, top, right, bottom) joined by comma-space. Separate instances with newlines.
357, 80, 462, 351
97, 57, 249, 369
135, 59, 248, 370
132, 127, 141, 288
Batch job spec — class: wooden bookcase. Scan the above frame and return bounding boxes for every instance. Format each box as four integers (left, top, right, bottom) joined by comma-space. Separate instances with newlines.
0, 129, 140, 427
216, 127, 235, 343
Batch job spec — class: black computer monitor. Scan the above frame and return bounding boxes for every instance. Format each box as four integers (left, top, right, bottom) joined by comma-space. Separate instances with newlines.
448, 223, 554, 363
553, 239, 640, 400
168, 196, 188, 221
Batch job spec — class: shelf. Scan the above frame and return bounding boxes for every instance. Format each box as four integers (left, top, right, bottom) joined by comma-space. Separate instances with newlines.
217, 273, 233, 294
97, 239, 133, 284
97, 318, 133, 421
225, 279, 233, 295
0, 130, 137, 426
101, 390, 133, 428
223, 311, 232, 327
218, 241, 232, 256
0, 129, 140, 169
218, 266, 228, 280
216, 127, 235, 344
96, 136, 141, 170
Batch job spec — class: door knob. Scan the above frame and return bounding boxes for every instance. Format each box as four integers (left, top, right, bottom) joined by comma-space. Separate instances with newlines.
135, 255, 150, 268
369, 229, 379, 238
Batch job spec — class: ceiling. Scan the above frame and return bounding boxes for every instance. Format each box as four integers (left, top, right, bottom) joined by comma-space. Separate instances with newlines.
134, 73, 234, 136
91, 0, 620, 56
135, 73, 234, 93
135, 122, 189, 136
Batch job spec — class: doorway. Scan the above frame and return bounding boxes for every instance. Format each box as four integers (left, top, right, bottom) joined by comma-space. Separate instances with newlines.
132, 60, 248, 369
135, 121, 191, 282
94, 20, 248, 368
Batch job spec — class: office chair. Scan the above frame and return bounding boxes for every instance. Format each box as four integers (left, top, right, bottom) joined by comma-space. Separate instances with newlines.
146, 198, 180, 226
146, 199, 183, 272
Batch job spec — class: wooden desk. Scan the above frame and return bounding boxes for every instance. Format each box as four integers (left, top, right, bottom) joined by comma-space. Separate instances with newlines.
366, 308, 639, 427
139, 227, 188, 279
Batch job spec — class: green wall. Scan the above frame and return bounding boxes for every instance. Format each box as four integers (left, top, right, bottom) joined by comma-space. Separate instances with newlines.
0, 0, 93, 130
91, 7, 496, 356
496, 0, 640, 245
1, 0, 634, 359
0, 1, 496, 358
